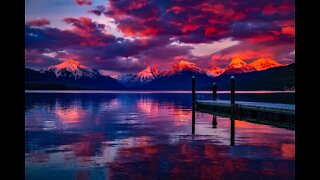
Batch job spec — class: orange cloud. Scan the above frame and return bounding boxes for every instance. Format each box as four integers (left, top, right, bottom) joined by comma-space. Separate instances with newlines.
281, 26, 295, 36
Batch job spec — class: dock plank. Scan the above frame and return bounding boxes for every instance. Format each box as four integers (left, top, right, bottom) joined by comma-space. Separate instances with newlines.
196, 100, 295, 115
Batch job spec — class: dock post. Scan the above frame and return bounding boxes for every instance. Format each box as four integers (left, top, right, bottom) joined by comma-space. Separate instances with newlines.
192, 76, 196, 134
230, 76, 235, 146
230, 76, 235, 115
192, 76, 196, 105
212, 82, 217, 101
230, 117, 235, 145
192, 107, 195, 134
212, 115, 217, 128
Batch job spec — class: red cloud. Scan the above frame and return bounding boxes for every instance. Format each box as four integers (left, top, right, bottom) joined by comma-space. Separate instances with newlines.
167, 6, 185, 14
234, 12, 246, 20
204, 27, 217, 37
127, 0, 148, 10
120, 25, 160, 37
262, 5, 277, 15
201, 3, 225, 14
281, 26, 295, 36
62, 17, 110, 46
63, 17, 105, 37
104, 0, 294, 45
262, 4, 293, 15
279, 4, 293, 15
75, 0, 92, 6
181, 24, 200, 33
26, 18, 50, 27
246, 35, 277, 43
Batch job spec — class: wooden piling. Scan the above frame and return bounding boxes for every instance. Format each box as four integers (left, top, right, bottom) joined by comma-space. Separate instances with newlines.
192, 108, 195, 134
192, 76, 195, 105
230, 76, 235, 115
192, 76, 196, 134
212, 115, 217, 128
212, 82, 217, 101
230, 76, 235, 146
230, 117, 235, 146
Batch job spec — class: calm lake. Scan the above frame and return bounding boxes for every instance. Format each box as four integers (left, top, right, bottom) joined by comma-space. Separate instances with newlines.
25, 91, 295, 179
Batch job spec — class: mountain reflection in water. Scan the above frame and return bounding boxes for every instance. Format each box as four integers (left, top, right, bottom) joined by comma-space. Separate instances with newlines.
25, 92, 294, 179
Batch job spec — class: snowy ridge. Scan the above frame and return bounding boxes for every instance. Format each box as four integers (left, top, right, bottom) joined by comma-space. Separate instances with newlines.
165, 60, 207, 76
249, 57, 283, 71
206, 66, 225, 77
128, 67, 160, 84
223, 58, 256, 75
40, 59, 101, 79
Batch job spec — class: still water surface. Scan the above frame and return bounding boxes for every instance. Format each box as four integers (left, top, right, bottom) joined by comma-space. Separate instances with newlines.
25, 91, 295, 179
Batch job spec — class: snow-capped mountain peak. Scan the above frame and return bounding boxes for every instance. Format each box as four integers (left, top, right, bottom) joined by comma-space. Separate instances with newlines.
223, 57, 256, 75
226, 58, 248, 69
206, 66, 225, 77
40, 59, 101, 79
128, 66, 160, 84
54, 59, 83, 71
167, 60, 206, 75
249, 57, 283, 71
136, 66, 159, 79
173, 60, 199, 70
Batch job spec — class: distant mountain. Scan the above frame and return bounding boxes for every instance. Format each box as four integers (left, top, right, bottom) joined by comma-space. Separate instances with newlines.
165, 60, 207, 76
26, 59, 122, 90
206, 66, 225, 77
25, 58, 294, 90
116, 73, 135, 83
39, 59, 101, 79
128, 67, 159, 85
223, 58, 256, 75
140, 60, 213, 90
249, 57, 283, 71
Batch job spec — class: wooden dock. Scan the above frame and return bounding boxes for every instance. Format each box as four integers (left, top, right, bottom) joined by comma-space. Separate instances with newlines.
196, 100, 295, 129
196, 100, 295, 115
191, 76, 295, 130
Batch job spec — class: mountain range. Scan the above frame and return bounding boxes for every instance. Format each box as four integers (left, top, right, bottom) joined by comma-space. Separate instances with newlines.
25, 57, 294, 90
25, 59, 122, 90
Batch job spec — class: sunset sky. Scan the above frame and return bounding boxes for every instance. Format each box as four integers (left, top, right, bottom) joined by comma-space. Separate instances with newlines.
25, 0, 295, 76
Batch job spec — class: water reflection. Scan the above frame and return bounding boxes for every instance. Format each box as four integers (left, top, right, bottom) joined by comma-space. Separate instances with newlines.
230, 118, 235, 146
212, 115, 217, 128
25, 93, 295, 179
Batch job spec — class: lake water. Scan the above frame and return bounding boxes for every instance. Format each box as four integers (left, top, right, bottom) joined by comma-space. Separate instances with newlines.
25, 91, 295, 179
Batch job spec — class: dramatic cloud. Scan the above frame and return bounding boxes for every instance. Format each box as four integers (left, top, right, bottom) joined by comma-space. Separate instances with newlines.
88, 5, 106, 16
26, 18, 50, 27
25, 0, 295, 75
75, 0, 92, 6
25, 17, 189, 73
102, 0, 294, 44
